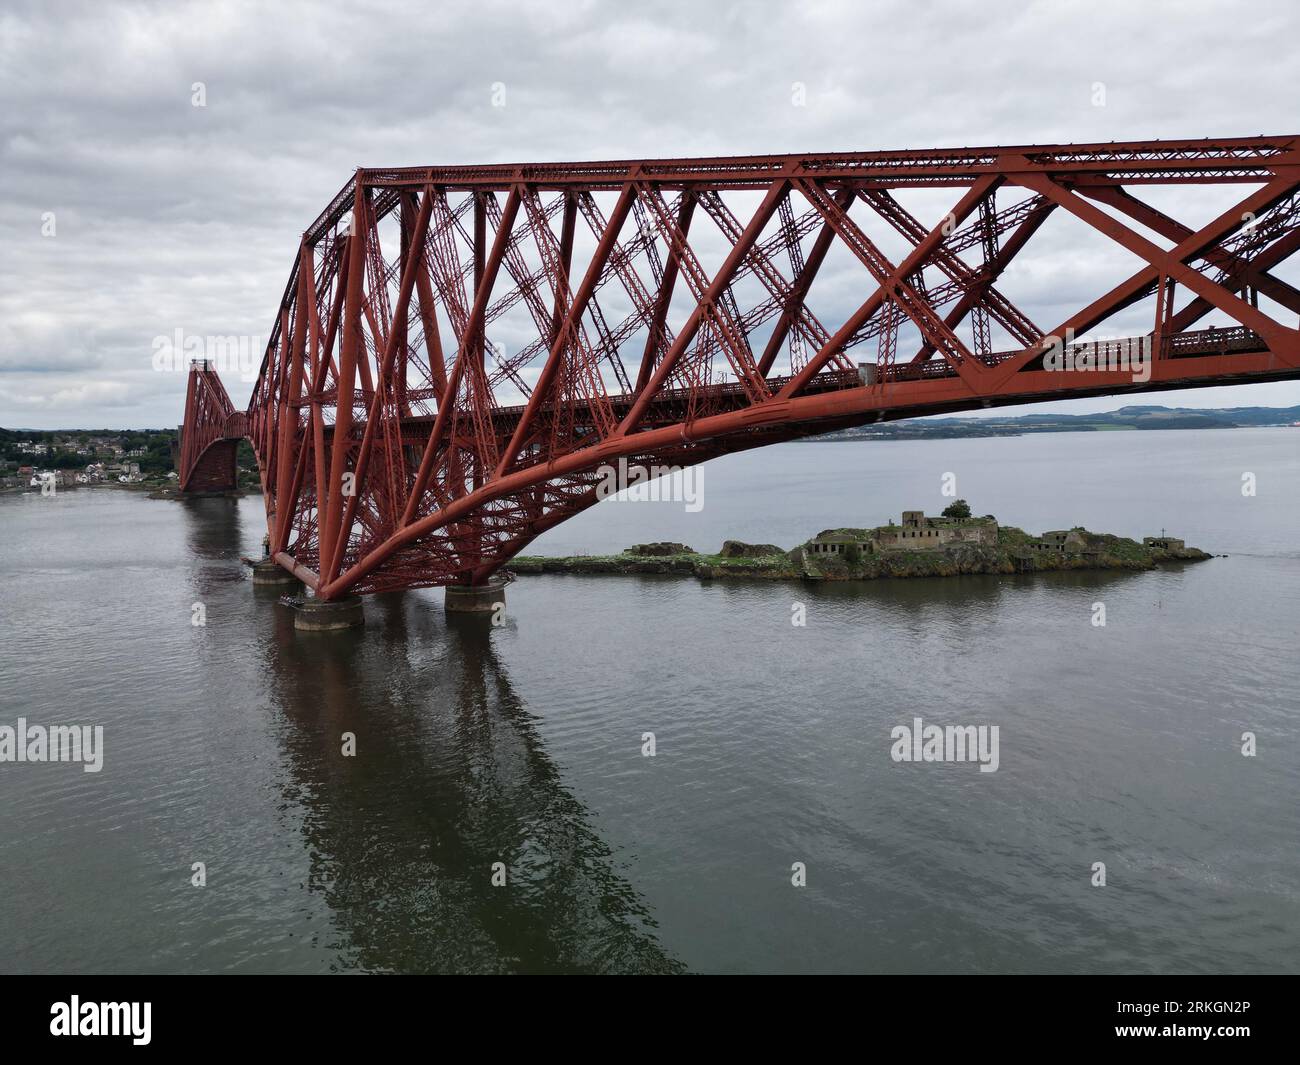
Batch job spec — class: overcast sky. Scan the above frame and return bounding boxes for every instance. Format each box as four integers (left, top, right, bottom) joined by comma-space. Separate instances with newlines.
2, 0, 1298, 429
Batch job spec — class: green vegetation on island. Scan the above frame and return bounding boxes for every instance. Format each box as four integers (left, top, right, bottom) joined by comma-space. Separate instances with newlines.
510, 501, 1211, 583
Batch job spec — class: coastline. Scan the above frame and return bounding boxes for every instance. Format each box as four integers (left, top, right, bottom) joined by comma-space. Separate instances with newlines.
0, 483, 259, 499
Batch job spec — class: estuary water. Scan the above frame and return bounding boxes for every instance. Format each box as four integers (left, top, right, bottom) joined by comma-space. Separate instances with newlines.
1, 427, 1297, 974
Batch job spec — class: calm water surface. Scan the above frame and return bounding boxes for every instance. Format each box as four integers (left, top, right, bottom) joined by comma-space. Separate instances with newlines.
1, 428, 1297, 973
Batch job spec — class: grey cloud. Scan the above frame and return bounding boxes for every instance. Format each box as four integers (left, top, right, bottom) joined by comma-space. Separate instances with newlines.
2, 0, 1299, 426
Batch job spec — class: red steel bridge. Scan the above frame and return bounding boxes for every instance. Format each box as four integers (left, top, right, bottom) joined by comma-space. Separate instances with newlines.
177, 136, 1300, 601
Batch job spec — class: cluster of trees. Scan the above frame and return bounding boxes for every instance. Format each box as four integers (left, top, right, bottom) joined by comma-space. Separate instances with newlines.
0, 428, 177, 474
939, 500, 999, 523
236, 439, 261, 487
137, 436, 176, 474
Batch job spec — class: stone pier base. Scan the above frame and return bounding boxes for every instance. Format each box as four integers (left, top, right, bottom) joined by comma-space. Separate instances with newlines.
252, 559, 301, 588
444, 578, 507, 614
293, 595, 365, 631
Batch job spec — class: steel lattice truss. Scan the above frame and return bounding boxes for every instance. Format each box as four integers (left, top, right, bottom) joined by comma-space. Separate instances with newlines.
178, 137, 1300, 598
178, 364, 246, 493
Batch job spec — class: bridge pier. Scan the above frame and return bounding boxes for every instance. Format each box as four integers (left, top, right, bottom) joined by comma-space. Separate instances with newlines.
251, 558, 301, 588
444, 578, 507, 615
292, 595, 365, 632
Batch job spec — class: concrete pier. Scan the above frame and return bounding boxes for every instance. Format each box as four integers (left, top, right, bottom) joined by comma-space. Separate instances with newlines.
292, 595, 365, 631
444, 578, 507, 614
251, 558, 301, 588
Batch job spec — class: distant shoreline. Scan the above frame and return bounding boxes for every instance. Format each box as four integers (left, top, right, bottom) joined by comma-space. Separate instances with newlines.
0, 482, 258, 498
4, 404, 1299, 439
801, 411, 1300, 442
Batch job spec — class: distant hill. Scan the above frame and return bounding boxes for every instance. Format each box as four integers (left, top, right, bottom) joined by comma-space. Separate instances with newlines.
809, 405, 1300, 441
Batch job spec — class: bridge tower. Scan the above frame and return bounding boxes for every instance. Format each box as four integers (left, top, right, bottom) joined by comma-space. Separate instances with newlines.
177, 361, 246, 494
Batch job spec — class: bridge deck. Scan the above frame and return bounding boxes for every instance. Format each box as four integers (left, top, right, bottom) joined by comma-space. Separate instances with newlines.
271, 324, 1270, 443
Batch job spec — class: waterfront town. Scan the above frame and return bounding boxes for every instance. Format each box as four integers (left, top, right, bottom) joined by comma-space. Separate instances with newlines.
0, 429, 178, 491
0, 427, 266, 494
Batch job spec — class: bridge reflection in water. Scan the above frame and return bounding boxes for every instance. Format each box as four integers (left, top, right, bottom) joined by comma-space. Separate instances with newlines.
254, 591, 682, 973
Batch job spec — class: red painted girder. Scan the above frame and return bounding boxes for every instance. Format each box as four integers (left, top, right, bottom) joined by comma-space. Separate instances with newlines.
278, 138, 1298, 254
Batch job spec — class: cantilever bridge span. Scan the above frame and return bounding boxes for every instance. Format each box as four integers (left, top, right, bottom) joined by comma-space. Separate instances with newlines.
178, 137, 1300, 601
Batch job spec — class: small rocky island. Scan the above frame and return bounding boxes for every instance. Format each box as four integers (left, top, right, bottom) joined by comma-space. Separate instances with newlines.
509, 501, 1210, 583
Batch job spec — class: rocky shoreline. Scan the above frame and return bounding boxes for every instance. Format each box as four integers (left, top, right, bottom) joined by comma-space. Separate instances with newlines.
509, 524, 1212, 583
